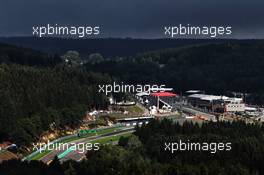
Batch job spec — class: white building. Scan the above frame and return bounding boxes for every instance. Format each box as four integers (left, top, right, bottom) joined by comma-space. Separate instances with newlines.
225, 98, 245, 112
188, 94, 245, 113
245, 106, 258, 116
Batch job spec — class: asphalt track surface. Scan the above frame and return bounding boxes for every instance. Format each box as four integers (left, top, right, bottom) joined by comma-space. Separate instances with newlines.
40, 127, 134, 163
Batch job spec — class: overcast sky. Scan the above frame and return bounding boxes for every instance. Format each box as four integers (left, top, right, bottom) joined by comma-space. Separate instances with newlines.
0, 0, 264, 39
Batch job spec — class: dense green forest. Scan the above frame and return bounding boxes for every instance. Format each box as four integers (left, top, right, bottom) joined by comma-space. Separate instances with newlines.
0, 37, 233, 57
1, 40, 264, 175
86, 42, 264, 104
1, 120, 264, 175
0, 64, 110, 146
0, 43, 61, 66
1, 40, 264, 147
134, 119, 264, 174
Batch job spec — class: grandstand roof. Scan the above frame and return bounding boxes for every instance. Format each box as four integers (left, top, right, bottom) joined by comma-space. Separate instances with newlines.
151, 92, 177, 97
149, 87, 173, 92
186, 90, 202, 93
136, 92, 150, 97
188, 94, 229, 101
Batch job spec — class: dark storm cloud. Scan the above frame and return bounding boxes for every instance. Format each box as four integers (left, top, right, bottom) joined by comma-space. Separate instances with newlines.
0, 0, 264, 38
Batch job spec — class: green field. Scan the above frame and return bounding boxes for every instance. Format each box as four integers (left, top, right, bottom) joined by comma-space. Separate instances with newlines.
125, 105, 144, 114
31, 150, 51, 160
91, 132, 132, 144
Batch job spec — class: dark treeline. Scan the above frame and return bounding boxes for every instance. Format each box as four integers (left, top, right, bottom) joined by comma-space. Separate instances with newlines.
0, 43, 61, 66
0, 37, 232, 57
135, 119, 264, 174
0, 64, 110, 146
86, 42, 264, 104
1, 120, 264, 175
2, 40, 264, 104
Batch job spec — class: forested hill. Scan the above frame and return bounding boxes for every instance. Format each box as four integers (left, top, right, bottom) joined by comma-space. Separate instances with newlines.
1, 120, 264, 175
1, 40, 264, 146
0, 43, 61, 66
0, 65, 110, 146
86, 42, 264, 104
0, 37, 262, 57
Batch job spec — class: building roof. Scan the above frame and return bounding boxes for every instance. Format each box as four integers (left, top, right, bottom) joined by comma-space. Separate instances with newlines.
136, 92, 150, 97
245, 106, 257, 111
188, 94, 229, 101
151, 92, 177, 97
149, 87, 173, 92
225, 98, 243, 102
186, 90, 202, 93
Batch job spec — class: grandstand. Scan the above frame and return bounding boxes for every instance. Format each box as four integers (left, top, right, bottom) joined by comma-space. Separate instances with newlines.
136, 90, 179, 114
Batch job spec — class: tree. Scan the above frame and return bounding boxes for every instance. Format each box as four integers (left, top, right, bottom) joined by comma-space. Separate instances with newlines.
87, 53, 104, 65
64, 162, 76, 175
48, 156, 63, 175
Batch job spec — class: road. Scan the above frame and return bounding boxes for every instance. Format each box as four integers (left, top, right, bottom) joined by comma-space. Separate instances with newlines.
173, 103, 216, 121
